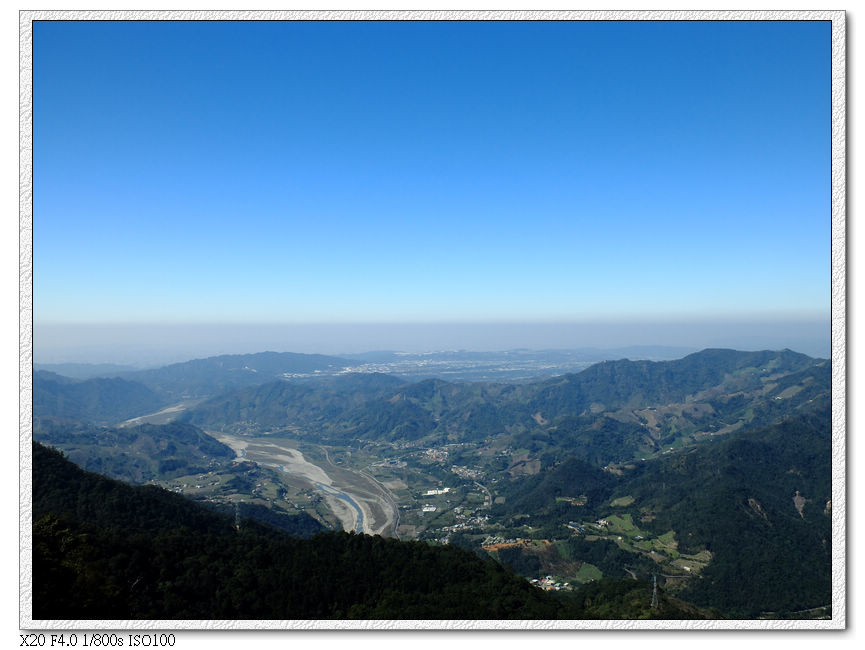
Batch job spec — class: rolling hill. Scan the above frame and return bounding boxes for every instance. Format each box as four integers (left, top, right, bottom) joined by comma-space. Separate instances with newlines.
33, 443, 706, 620
181, 349, 830, 467
30, 346, 833, 620
121, 351, 356, 400
34, 371, 169, 425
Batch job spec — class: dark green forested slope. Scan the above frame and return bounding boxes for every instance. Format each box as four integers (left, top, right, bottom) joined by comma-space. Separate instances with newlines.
31, 348, 831, 620
508, 413, 654, 466
32, 444, 705, 620
529, 348, 818, 416
180, 372, 406, 435
35, 349, 825, 448
33, 420, 235, 482
620, 408, 833, 617
180, 350, 828, 460
494, 407, 833, 618
554, 578, 717, 620
181, 373, 517, 442
498, 456, 617, 523
32, 444, 562, 620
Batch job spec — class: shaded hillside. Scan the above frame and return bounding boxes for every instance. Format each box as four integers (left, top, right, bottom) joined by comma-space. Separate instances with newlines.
494, 407, 833, 618
182, 373, 515, 441
33, 420, 234, 482
32, 444, 707, 620
32, 444, 572, 620
123, 351, 355, 399
509, 413, 654, 466
335, 378, 527, 442
204, 500, 325, 538
181, 350, 829, 467
181, 372, 407, 435
556, 578, 716, 620
34, 371, 168, 425
618, 407, 832, 617
30, 347, 832, 621
527, 348, 820, 419
497, 456, 617, 526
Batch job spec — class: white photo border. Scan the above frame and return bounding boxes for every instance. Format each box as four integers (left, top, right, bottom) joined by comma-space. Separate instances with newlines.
18, 8, 847, 631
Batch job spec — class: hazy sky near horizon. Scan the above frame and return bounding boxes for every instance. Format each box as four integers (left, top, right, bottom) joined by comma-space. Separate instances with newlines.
34, 20, 830, 332
32, 319, 830, 366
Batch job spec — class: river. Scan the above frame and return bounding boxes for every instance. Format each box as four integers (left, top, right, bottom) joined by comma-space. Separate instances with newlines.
212, 433, 389, 535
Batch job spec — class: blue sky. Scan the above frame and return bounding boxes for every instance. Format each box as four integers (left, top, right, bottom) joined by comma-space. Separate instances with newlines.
33, 19, 831, 354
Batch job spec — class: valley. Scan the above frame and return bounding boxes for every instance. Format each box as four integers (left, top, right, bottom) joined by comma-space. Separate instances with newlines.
32, 347, 834, 619
210, 433, 399, 536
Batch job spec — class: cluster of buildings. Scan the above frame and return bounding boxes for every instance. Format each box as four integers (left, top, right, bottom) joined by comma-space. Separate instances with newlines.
438, 510, 490, 533
451, 465, 484, 480
481, 535, 518, 547
424, 448, 449, 462
530, 576, 573, 592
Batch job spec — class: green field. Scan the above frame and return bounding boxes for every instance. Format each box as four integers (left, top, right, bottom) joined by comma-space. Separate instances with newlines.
657, 530, 677, 546
574, 563, 603, 583
606, 513, 637, 533
652, 530, 680, 558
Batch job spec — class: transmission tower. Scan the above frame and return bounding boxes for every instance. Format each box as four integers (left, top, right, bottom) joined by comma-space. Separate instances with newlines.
651, 573, 658, 609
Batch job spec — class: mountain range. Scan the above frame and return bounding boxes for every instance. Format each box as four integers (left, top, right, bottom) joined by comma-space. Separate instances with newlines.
30, 346, 834, 620
178, 348, 828, 466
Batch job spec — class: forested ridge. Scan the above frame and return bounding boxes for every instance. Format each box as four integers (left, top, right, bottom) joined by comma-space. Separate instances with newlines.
31, 347, 832, 620
488, 407, 833, 617
181, 349, 829, 465
32, 443, 706, 620
121, 351, 356, 399
33, 419, 235, 482
34, 371, 168, 425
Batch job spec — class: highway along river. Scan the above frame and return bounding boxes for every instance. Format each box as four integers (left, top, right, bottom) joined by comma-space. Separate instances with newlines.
211, 433, 394, 535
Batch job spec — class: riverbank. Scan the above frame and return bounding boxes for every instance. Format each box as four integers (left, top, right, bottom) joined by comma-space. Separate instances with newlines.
211, 433, 397, 536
